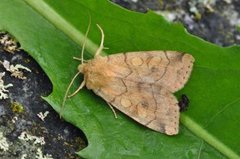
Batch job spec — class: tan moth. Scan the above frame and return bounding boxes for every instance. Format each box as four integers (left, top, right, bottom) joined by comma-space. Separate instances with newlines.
63, 24, 194, 135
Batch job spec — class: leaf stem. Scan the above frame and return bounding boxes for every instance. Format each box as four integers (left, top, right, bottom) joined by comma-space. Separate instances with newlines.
181, 114, 239, 159
23, 0, 106, 57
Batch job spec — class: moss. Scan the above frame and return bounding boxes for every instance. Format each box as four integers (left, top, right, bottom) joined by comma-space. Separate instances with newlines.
237, 25, 240, 33
11, 102, 24, 113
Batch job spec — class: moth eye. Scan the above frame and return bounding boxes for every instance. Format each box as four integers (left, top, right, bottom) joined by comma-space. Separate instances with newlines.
78, 64, 85, 72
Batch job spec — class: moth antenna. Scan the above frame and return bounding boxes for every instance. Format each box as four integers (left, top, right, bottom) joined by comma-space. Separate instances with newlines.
68, 80, 85, 98
81, 14, 92, 64
61, 13, 91, 117
61, 71, 81, 117
95, 24, 105, 57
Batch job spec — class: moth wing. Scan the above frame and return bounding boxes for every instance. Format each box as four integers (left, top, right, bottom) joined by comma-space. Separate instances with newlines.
84, 51, 194, 135
107, 51, 194, 93
93, 79, 179, 135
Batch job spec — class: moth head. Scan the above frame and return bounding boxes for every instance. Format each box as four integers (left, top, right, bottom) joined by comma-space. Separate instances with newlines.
77, 63, 86, 73
78, 58, 110, 90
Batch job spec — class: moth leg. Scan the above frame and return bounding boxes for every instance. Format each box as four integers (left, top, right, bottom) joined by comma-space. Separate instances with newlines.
68, 79, 86, 98
73, 57, 87, 62
73, 57, 81, 61
95, 24, 105, 57
107, 102, 118, 119
61, 71, 81, 117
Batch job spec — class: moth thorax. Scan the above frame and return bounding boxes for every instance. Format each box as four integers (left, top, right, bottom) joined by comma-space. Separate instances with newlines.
85, 70, 108, 90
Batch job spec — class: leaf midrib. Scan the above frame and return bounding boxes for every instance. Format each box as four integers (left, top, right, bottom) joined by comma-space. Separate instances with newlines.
23, 0, 104, 57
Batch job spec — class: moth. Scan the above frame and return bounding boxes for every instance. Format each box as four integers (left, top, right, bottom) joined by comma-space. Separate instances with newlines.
63, 24, 195, 135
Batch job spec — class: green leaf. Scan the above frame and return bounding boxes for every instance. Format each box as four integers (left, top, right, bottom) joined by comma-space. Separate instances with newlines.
1, 0, 239, 158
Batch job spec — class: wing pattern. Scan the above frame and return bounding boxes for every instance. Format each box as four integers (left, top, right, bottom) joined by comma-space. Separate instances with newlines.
84, 51, 194, 135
